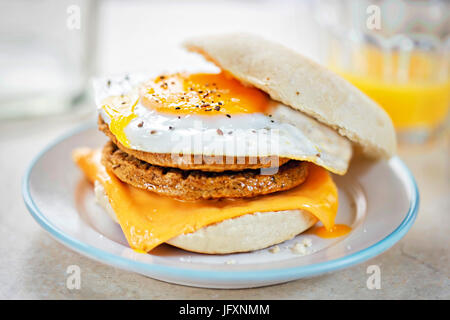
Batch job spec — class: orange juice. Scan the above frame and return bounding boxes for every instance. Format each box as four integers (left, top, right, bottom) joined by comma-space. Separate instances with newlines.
331, 47, 449, 130
339, 73, 450, 130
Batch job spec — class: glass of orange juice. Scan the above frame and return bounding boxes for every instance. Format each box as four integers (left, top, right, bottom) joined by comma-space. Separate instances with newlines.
313, 0, 449, 143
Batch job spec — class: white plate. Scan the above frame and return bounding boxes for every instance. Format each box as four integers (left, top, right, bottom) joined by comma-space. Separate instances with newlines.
23, 125, 419, 288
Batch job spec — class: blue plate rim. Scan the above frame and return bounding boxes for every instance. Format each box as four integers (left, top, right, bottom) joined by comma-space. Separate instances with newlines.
22, 124, 420, 283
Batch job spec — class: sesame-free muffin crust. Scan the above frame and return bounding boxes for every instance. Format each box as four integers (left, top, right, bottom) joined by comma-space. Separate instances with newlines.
101, 140, 309, 201
98, 116, 290, 172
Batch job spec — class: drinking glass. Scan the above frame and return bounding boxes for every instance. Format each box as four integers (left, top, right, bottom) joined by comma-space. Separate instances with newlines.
313, 0, 449, 143
0, 0, 98, 118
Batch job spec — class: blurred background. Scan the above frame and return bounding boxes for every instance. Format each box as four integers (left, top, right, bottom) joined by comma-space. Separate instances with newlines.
0, 0, 448, 299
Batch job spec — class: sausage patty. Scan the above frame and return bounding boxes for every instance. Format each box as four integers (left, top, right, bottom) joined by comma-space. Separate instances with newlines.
101, 140, 309, 201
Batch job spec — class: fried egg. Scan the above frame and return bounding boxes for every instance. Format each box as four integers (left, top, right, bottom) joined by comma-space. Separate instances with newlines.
94, 72, 352, 174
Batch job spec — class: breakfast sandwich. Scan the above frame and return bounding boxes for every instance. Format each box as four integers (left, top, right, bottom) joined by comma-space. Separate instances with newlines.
73, 33, 396, 254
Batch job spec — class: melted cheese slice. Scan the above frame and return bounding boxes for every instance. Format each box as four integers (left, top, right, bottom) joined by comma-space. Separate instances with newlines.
73, 148, 338, 252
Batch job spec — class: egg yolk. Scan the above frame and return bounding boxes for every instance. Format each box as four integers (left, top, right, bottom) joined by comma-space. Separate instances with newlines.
101, 93, 139, 147
140, 72, 270, 115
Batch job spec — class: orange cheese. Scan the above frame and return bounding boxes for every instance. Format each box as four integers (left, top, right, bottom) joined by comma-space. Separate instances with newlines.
73, 148, 338, 252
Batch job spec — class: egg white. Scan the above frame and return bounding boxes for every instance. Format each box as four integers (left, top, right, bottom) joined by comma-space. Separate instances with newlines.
94, 75, 352, 175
